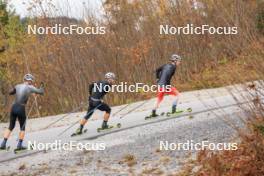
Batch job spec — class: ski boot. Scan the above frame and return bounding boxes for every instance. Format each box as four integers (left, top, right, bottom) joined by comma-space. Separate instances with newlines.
145, 110, 159, 120
97, 121, 115, 132
0, 144, 10, 151
71, 127, 87, 137
0, 140, 10, 151
0, 145, 7, 150
151, 109, 159, 117
0, 141, 6, 149
172, 105, 177, 114
101, 121, 109, 129
14, 145, 27, 154
166, 105, 186, 117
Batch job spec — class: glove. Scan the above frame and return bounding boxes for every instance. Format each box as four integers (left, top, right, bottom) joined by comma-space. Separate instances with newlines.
40, 82, 45, 88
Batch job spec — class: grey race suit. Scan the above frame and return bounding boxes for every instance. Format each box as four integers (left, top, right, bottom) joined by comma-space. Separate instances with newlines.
8, 83, 44, 131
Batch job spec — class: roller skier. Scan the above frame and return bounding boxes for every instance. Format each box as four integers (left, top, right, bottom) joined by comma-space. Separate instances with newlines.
150, 54, 182, 117
0, 74, 44, 151
72, 72, 116, 136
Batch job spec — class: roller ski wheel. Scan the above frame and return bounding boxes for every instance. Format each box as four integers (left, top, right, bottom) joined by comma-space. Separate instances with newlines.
0, 146, 10, 151
117, 123, 122, 128
187, 108, 192, 112
189, 115, 194, 119
71, 129, 88, 137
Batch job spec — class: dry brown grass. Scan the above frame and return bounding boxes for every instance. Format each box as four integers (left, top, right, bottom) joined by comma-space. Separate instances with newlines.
141, 167, 164, 175
159, 156, 171, 165
0, 0, 263, 120
192, 128, 264, 176
177, 106, 264, 176
120, 154, 137, 167
18, 163, 26, 170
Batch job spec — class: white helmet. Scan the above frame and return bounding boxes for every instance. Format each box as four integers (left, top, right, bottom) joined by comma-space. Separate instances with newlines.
170, 54, 182, 62
105, 72, 116, 80
23, 73, 35, 82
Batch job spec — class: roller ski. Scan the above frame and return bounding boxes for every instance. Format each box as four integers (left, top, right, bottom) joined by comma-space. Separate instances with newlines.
145, 110, 165, 120
166, 107, 192, 117
97, 121, 121, 133
71, 128, 88, 137
14, 146, 32, 154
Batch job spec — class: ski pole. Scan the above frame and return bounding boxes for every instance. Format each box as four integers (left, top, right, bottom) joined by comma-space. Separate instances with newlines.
120, 99, 152, 119
42, 101, 87, 130
111, 103, 131, 117
57, 103, 102, 136
27, 96, 37, 118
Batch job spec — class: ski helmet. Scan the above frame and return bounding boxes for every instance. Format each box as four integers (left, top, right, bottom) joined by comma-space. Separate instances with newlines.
105, 72, 116, 80
170, 54, 182, 62
23, 73, 35, 82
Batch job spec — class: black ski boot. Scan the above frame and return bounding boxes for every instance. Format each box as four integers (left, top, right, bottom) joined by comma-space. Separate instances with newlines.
16, 140, 27, 151
16, 146, 27, 151
145, 109, 159, 120
0, 145, 6, 150
14, 140, 27, 153
0, 139, 7, 150
14, 145, 27, 153
102, 120, 109, 129
151, 109, 158, 117
172, 105, 177, 114
145, 110, 160, 120
71, 126, 88, 137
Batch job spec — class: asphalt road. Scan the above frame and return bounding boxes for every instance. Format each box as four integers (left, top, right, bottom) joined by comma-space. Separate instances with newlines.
0, 83, 262, 175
